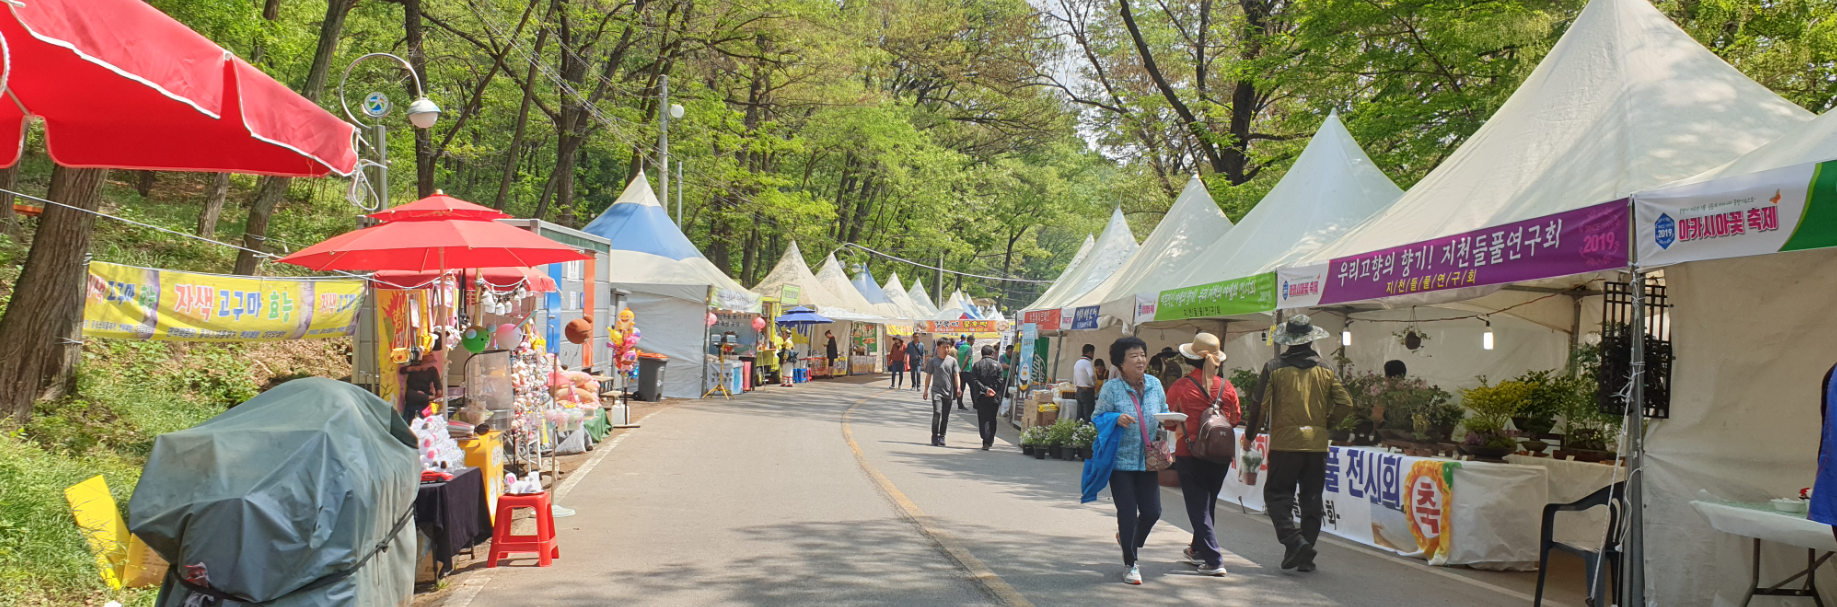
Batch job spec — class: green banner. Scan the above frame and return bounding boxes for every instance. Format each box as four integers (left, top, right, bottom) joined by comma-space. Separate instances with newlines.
1154, 273, 1277, 321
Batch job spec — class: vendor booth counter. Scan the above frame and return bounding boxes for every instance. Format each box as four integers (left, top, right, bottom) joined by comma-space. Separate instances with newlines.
1223, 429, 1622, 570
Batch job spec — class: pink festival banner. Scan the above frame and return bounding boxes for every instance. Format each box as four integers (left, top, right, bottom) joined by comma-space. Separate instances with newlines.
1319, 200, 1629, 305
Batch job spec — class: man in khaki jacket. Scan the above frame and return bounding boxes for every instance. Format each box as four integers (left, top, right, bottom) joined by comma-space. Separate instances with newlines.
1239, 315, 1353, 573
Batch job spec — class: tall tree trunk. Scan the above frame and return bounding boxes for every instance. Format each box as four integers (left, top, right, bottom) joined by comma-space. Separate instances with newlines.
1117, 0, 1229, 178
706, 201, 733, 276
494, 17, 551, 210
233, 0, 350, 274
196, 172, 231, 238
135, 171, 156, 198
0, 167, 108, 424
0, 164, 22, 241
739, 225, 760, 285
233, 177, 290, 275
403, 0, 435, 198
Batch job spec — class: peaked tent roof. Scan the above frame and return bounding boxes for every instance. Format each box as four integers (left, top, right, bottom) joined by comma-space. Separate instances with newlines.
848, 261, 894, 306
1025, 209, 1138, 311
1072, 175, 1235, 308
753, 242, 846, 311
1670, 109, 1837, 186
1159, 111, 1403, 295
1305, 0, 1812, 264
580, 172, 754, 300
813, 254, 880, 311
882, 273, 927, 319
908, 281, 941, 317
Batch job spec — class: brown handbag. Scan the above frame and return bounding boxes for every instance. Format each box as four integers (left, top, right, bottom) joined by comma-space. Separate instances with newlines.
1128, 388, 1174, 471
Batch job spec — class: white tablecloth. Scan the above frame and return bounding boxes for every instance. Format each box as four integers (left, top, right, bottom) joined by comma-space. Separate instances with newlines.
1693, 500, 1837, 552
1504, 455, 1627, 550
1221, 437, 1621, 569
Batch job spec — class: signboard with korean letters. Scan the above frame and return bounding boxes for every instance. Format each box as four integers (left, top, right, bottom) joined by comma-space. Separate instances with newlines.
1636, 159, 1837, 267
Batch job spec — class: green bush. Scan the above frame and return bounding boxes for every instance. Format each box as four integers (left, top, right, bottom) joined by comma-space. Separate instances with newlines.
1045, 418, 1078, 446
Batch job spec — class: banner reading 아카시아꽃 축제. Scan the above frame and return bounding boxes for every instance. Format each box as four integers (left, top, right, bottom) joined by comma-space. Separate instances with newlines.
83, 262, 364, 342
1153, 273, 1277, 321
1636, 159, 1837, 267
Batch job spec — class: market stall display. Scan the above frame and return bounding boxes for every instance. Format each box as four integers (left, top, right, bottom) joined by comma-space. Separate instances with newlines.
128, 378, 417, 607
414, 466, 492, 578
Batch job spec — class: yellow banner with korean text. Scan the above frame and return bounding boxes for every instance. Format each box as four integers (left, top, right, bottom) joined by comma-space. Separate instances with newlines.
83, 262, 364, 342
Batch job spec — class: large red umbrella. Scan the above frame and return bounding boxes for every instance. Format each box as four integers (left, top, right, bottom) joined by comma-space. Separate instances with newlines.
278, 219, 589, 271
372, 267, 558, 293
0, 0, 357, 175
368, 192, 513, 223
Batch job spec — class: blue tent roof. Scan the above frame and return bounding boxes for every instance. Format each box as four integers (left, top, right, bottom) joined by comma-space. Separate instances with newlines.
580, 171, 704, 261
852, 265, 893, 305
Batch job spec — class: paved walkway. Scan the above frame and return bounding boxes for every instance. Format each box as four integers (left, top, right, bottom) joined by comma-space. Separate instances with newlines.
456, 377, 1591, 606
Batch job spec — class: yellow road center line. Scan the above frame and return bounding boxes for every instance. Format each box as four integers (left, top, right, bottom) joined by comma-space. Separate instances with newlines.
842, 389, 1036, 607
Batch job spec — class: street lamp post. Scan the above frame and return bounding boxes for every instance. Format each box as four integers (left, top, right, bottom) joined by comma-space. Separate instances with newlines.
658, 74, 684, 226
339, 52, 441, 210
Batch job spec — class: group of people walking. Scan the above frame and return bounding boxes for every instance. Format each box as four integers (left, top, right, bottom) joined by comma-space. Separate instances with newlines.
1080, 315, 1353, 585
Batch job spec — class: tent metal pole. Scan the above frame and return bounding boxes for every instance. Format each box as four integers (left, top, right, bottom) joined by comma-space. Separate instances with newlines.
1622, 193, 1647, 606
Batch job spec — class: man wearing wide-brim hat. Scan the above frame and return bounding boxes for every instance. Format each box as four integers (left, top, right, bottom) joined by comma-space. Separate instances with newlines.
1239, 314, 1353, 573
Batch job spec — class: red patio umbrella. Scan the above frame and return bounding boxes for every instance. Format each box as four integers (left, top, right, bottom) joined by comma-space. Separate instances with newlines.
369, 192, 513, 223
277, 219, 590, 272
0, 0, 357, 175
372, 267, 558, 293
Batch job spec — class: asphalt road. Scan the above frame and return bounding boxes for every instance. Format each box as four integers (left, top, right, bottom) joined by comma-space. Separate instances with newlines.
458, 377, 1591, 606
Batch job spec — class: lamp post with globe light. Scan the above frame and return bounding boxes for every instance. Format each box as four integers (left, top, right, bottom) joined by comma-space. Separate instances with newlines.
339, 53, 441, 211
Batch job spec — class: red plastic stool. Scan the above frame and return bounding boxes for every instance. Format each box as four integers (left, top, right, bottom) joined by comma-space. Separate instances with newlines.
487, 491, 559, 567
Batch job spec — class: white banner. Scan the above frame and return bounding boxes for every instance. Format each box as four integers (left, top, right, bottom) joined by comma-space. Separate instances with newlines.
1275, 263, 1328, 309
1134, 294, 1157, 324
1635, 161, 1813, 267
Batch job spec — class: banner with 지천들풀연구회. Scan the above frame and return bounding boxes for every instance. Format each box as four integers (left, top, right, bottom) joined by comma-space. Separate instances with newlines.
83, 262, 364, 342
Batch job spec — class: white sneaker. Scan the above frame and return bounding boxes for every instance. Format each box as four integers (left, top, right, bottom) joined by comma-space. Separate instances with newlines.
1182, 547, 1204, 566
1198, 564, 1228, 576
1123, 565, 1142, 585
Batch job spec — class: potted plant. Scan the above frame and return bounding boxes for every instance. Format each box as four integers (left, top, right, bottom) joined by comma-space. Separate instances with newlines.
1046, 419, 1078, 459
1458, 377, 1533, 461
1071, 422, 1097, 460
1555, 345, 1622, 462
1021, 427, 1046, 457
1512, 369, 1564, 438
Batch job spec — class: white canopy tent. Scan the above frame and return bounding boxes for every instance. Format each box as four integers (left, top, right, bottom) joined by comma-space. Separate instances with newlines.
1636, 109, 1837, 606
1069, 175, 1234, 324
815, 254, 906, 321
1261, 0, 1810, 595
907, 281, 942, 318
1024, 209, 1137, 312
1020, 234, 1094, 311
752, 242, 844, 311
881, 273, 928, 320
580, 172, 761, 399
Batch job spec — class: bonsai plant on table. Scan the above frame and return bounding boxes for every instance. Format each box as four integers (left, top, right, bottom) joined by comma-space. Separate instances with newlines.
1458, 377, 1533, 461
1556, 343, 1621, 462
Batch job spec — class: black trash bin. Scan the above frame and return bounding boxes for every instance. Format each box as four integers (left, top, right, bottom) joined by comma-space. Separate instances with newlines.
637, 355, 669, 401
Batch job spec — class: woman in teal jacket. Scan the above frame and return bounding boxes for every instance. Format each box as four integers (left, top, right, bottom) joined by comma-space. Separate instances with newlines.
1092, 336, 1176, 585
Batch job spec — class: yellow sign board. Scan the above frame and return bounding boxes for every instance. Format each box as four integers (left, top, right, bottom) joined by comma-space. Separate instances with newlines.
83, 262, 364, 342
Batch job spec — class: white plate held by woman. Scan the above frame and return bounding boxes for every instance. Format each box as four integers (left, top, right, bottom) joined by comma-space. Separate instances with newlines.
1153, 412, 1187, 424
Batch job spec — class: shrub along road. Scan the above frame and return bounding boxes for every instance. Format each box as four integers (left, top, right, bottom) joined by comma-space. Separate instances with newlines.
459, 377, 1591, 606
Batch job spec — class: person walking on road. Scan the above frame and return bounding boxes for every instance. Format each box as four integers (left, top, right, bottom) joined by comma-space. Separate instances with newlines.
967, 345, 1005, 450
955, 336, 974, 411
889, 337, 907, 389
906, 336, 926, 391
923, 337, 961, 447
1093, 336, 1178, 585
1072, 344, 1097, 422
1240, 315, 1353, 573
1166, 333, 1239, 577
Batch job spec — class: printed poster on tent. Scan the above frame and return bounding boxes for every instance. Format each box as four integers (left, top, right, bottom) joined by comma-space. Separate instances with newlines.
1153, 273, 1276, 321
1635, 159, 1837, 266
83, 262, 363, 342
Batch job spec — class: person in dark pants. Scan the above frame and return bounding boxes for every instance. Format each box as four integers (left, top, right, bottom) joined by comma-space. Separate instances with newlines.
825, 331, 840, 374
906, 336, 925, 391
1240, 315, 1353, 573
888, 337, 907, 389
922, 337, 960, 447
956, 336, 974, 411
1073, 344, 1097, 422
1093, 336, 1177, 585
967, 345, 1005, 450
1166, 332, 1239, 577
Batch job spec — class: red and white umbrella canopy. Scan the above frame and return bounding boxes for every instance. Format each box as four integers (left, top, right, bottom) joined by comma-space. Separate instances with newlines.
278, 219, 590, 272
0, 0, 357, 176
368, 192, 513, 223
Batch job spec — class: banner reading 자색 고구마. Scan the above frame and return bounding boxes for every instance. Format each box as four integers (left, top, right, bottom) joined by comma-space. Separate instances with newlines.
83, 262, 364, 342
